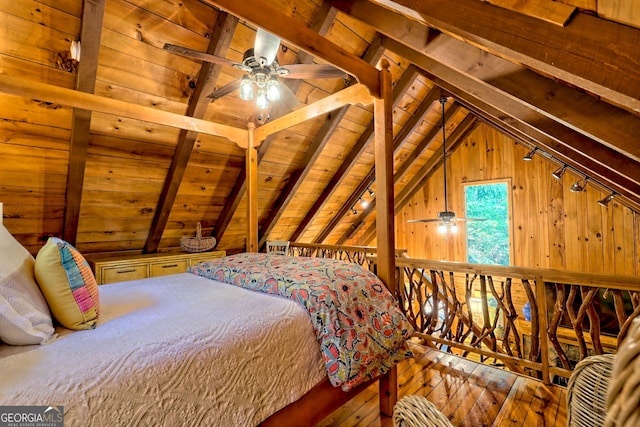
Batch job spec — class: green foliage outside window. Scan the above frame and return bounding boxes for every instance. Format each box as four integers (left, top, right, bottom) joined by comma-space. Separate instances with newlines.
465, 182, 510, 265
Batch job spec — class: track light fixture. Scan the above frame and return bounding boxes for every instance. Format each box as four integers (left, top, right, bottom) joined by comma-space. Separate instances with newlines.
351, 207, 358, 215
570, 177, 588, 193
367, 188, 375, 197
552, 165, 567, 180
522, 147, 538, 161
359, 197, 368, 208
598, 193, 615, 207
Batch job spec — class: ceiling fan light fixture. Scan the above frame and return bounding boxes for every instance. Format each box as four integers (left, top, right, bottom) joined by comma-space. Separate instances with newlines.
239, 76, 253, 101
438, 222, 448, 234
450, 223, 458, 234
266, 76, 280, 101
552, 165, 567, 180
255, 88, 269, 109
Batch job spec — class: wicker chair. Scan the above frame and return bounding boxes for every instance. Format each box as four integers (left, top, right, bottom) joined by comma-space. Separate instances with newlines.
566, 318, 640, 427
392, 395, 453, 427
604, 318, 640, 427
566, 354, 615, 427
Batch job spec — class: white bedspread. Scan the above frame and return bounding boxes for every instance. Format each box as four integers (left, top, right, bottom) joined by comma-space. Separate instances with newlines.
0, 273, 326, 426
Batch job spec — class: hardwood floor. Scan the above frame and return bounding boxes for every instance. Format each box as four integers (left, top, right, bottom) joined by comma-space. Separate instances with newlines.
317, 343, 567, 426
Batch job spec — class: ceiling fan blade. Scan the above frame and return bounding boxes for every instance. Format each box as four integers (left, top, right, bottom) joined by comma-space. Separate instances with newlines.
163, 43, 238, 68
254, 28, 280, 66
281, 64, 349, 80
407, 219, 442, 223
455, 217, 488, 222
278, 83, 301, 111
206, 78, 242, 101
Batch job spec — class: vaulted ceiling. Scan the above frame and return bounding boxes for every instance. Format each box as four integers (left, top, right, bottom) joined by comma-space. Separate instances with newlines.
1, 0, 639, 254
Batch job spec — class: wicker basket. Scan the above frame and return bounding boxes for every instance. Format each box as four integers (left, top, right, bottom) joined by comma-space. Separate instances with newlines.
180, 222, 216, 253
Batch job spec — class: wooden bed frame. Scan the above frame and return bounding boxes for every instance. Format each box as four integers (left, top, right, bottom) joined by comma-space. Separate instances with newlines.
261, 369, 396, 426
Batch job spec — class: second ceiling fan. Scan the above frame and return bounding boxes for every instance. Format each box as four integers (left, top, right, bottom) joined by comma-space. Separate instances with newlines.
407, 96, 485, 233
164, 28, 349, 113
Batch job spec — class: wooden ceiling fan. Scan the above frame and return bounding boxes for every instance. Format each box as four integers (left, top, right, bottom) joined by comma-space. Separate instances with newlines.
164, 28, 349, 112
407, 97, 485, 233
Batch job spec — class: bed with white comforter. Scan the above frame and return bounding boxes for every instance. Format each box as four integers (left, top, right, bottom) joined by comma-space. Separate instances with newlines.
0, 273, 327, 426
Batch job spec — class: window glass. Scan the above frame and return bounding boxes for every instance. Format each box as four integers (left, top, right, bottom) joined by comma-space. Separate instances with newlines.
464, 181, 511, 265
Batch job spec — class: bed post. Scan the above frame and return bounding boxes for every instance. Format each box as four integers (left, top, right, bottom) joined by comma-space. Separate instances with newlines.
246, 122, 258, 252
374, 59, 397, 416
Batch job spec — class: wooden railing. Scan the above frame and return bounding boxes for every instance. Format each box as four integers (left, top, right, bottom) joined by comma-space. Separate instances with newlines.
391, 258, 640, 384
288, 242, 406, 270
287, 244, 640, 384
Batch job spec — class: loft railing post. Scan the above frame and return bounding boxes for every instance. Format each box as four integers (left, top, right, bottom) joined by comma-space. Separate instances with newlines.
536, 275, 552, 384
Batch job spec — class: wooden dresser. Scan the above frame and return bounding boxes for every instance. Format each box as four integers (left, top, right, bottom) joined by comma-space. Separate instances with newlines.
87, 250, 226, 285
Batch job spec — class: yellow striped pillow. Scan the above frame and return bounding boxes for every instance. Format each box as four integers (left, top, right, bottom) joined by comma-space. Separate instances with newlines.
34, 238, 100, 330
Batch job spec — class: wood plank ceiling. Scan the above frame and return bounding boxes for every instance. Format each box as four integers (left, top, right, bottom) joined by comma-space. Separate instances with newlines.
0, 0, 639, 254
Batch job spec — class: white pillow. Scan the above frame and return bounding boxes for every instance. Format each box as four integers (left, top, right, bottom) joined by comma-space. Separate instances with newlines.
0, 224, 55, 345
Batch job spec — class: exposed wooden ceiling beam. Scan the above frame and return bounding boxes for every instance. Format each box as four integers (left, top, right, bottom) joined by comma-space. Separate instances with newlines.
367, 0, 640, 114
329, 1, 640, 207
144, 12, 239, 254
289, 65, 421, 242
419, 34, 640, 164
204, 0, 381, 96
257, 34, 387, 248
481, 0, 576, 26
253, 84, 373, 143
0, 74, 248, 144
62, 0, 105, 245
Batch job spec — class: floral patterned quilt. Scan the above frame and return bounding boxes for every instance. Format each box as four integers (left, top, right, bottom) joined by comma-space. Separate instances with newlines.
189, 253, 414, 391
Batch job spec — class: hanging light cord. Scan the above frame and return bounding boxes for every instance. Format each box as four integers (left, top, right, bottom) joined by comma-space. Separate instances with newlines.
440, 97, 448, 213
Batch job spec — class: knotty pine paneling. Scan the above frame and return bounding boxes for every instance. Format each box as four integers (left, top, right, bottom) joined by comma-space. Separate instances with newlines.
397, 124, 639, 275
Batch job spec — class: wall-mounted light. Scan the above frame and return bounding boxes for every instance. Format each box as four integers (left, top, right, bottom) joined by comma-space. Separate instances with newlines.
598, 192, 615, 207
522, 147, 538, 161
552, 165, 567, 180
70, 40, 81, 61
570, 177, 588, 192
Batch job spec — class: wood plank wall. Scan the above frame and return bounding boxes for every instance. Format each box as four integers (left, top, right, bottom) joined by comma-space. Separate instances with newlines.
396, 124, 640, 276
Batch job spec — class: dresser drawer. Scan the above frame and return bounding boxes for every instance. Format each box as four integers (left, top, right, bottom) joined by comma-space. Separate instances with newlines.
102, 264, 148, 284
150, 259, 189, 277
88, 250, 226, 285
188, 251, 226, 266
